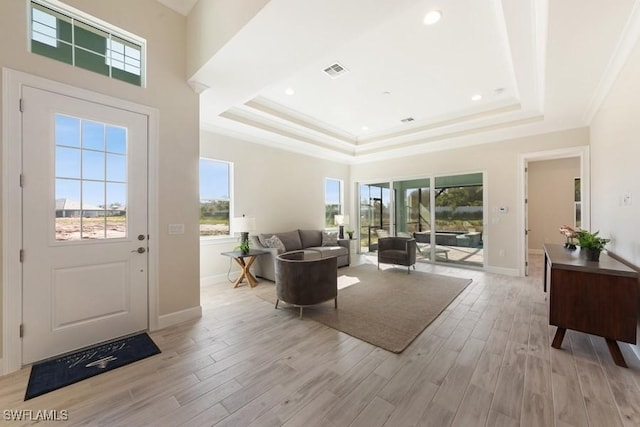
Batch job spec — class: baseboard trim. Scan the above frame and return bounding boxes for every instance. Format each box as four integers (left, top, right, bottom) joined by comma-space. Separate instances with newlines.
486, 266, 520, 276
156, 305, 202, 331
528, 249, 544, 255
201, 273, 232, 286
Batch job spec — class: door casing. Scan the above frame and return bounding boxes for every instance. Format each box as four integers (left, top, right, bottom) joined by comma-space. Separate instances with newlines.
2, 68, 160, 375
517, 146, 590, 277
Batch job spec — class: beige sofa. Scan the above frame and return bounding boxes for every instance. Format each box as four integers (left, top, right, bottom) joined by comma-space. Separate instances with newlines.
250, 229, 350, 281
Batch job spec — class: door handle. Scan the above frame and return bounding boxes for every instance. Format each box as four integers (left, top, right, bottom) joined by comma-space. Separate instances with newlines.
132, 247, 146, 254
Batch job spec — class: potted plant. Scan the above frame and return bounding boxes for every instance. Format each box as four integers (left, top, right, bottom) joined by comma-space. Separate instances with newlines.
346, 229, 354, 239
237, 239, 250, 254
574, 229, 610, 262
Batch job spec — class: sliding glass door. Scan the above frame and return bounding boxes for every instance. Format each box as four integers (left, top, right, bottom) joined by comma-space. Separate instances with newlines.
379, 172, 484, 268
432, 174, 484, 267
359, 183, 390, 252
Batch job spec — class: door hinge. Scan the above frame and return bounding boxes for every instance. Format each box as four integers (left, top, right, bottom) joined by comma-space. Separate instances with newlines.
19, 249, 24, 263
19, 324, 24, 338
19, 98, 24, 112
20, 174, 24, 188
524, 198, 528, 204
525, 229, 528, 236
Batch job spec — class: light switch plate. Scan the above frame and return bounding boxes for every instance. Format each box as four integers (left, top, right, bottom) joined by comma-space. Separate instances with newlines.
168, 223, 185, 235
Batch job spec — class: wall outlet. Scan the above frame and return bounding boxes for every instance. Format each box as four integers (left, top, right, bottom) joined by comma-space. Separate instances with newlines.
499, 249, 505, 257
168, 223, 185, 235
622, 192, 632, 206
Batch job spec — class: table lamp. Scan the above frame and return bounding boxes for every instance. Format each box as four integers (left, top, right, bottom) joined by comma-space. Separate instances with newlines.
334, 214, 349, 239
233, 215, 256, 253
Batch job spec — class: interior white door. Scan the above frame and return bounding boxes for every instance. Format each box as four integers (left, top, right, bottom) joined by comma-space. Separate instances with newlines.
21, 86, 149, 364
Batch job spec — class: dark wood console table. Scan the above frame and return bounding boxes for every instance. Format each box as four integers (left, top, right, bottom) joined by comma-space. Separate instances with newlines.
543, 244, 639, 367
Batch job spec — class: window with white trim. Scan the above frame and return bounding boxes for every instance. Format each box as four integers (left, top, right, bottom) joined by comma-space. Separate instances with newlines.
325, 178, 343, 227
29, 0, 145, 86
200, 158, 232, 237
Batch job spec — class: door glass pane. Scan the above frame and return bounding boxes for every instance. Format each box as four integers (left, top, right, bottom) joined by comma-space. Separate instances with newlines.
106, 183, 126, 238
433, 173, 484, 267
55, 146, 81, 179
106, 153, 126, 182
393, 174, 484, 266
82, 150, 105, 180
358, 183, 390, 252
55, 178, 81, 241
55, 115, 80, 147
55, 114, 127, 241
106, 126, 126, 154
82, 121, 105, 150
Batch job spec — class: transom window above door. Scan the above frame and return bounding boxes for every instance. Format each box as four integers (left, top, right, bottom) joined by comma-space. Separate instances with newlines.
29, 0, 146, 86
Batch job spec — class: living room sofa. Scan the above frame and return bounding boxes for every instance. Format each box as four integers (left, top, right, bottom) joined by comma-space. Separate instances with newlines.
250, 229, 350, 281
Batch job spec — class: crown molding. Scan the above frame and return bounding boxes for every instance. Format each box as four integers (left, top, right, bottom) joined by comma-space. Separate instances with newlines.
583, 0, 640, 124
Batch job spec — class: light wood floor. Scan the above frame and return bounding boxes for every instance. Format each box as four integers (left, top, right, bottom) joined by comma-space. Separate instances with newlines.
2, 254, 640, 426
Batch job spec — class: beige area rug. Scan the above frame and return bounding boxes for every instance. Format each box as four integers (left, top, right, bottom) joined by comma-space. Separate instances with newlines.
256, 264, 472, 353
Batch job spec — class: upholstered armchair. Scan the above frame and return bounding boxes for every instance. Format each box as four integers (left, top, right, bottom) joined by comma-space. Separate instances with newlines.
275, 251, 338, 319
378, 237, 417, 273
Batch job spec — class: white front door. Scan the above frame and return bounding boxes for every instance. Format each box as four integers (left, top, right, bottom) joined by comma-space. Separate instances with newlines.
21, 86, 149, 364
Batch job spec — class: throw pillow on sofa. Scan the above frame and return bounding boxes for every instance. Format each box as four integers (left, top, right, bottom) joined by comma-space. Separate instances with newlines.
322, 231, 338, 246
264, 235, 286, 252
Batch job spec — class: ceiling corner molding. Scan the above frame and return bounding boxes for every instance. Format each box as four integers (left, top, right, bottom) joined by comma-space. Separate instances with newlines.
356, 102, 522, 146
244, 97, 356, 145
187, 79, 210, 94
200, 121, 355, 164
583, 0, 640, 124
219, 107, 355, 155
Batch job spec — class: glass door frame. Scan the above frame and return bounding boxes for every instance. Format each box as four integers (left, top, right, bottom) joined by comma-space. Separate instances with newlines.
357, 171, 487, 270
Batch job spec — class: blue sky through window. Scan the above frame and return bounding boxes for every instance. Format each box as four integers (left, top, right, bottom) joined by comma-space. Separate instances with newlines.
55, 115, 127, 209
325, 179, 341, 205
200, 159, 229, 199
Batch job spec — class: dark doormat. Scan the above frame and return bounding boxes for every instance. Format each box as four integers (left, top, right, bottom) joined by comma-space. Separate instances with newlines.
25, 332, 161, 400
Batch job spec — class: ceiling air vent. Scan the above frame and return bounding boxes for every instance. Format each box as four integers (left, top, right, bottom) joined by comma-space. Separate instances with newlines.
401, 117, 415, 123
323, 62, 348, 79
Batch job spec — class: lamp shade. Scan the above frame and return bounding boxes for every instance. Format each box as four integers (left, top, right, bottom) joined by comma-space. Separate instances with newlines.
334, 214, 349, 226
233, 216, 256, 233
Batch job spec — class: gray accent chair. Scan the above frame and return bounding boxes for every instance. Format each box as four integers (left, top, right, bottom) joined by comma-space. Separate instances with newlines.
378, 237, 417, 273
275, 251, 338, 319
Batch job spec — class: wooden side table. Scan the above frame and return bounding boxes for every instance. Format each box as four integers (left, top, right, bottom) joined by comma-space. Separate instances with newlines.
221, 249, 269, 288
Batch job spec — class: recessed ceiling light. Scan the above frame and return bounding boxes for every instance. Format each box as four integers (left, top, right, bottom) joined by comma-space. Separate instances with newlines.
423, 10, 442, 25
382, 91, 392, 96
471, 94, 482, 101
361, 126, 369, 131
494, 88, 505, 95
284, 88, 295, 96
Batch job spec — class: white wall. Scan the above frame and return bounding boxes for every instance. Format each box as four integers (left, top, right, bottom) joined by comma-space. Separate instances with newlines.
351, 127, 590, 273
1, 0, 200, 359
590, 33, 640, 356
186, 0, 269, 78
528, 158, 580, 252
591, 43, 640, 267
199, 131, 350, 281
